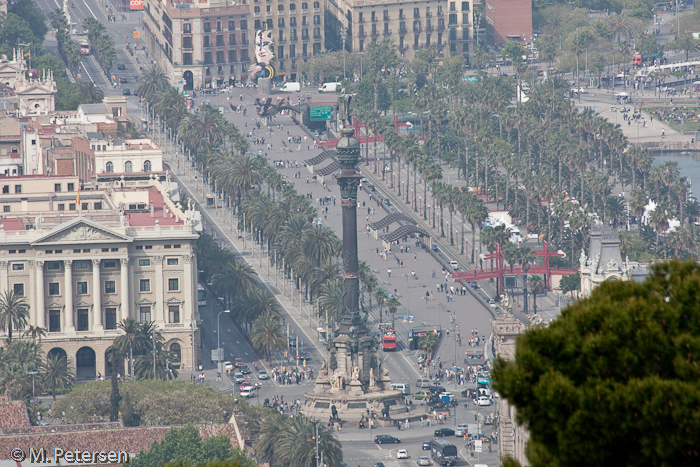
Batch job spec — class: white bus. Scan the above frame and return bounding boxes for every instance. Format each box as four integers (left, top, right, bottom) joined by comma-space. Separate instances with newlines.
197, 283, 207, 307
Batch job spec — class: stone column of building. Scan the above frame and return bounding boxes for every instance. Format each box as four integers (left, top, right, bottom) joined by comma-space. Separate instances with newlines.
183, 254, 193, 327
92, 259, 103, 331
120, 258, 129, 323
35, 261, 45, 329
64, 260, 74, 332
154, 255, 164, 324
28, 260, 35, 326
0, 261, 7, 293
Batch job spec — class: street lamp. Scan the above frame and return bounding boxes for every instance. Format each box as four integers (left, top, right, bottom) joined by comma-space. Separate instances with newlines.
28, 371, 39, 402
217, 309, 231, 373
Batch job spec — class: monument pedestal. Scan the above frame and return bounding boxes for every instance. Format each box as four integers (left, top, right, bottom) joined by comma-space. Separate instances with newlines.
259, 77, 272, 95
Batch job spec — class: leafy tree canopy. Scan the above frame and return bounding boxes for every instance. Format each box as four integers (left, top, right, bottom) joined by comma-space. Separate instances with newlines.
493, 260, 700, 467
131, 425, 255, 467
9, 0, 48, 43
354, 76, 391, 113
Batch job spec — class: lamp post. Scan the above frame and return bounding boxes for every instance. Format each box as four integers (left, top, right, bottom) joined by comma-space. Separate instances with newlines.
28, 371, 39, 403
217, 309, 231, 373
357, 52, 365, 80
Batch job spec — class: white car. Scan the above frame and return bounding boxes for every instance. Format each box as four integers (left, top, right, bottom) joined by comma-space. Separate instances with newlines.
239, 388, 255, 398
224, 361, 233, 371
417, 456, 430, 466
477, 396, 492, 406
397, 450, 408, 459
455, 424, 469, 436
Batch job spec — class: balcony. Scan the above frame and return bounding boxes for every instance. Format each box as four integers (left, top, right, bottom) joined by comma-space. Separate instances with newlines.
413, 25, 422, 33
399, 27, 407, 34
357, 17, 364, 23
358, 31, 366, 38
371, 30, 379, 38
371, 17, 377, 22
426, 12, 432, 17
383, 29, 392, 37
313, 34, 321, 39
413, 13, 420, 19
426, 25, 433, 32
437, 24, 445, 31
301, 35, 309, 41
253, 12, 261, 17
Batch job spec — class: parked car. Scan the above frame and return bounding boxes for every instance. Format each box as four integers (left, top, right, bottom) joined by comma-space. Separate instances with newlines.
455, 424, 469, 437
258, 370, 269, 380
119, 77, 128, 83
374, 435, 401, 444
422, 441, 431, 450
434, 428, 455, 437
428, 385, 446, 394
117, 64, 126, 70
397, 450, 408, 459
417, 456, 431, 466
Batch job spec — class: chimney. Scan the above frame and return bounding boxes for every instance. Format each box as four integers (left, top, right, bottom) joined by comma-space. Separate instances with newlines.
150, 201, 154, 217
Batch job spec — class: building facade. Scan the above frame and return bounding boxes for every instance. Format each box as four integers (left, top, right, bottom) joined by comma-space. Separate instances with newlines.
0, 175, 200, 378
330, 0, 477, 62
484, 0, 532, 45
142, 0, 252, 90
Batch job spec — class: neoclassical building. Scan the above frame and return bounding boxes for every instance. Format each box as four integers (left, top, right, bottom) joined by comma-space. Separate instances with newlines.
0, 175, 200, 378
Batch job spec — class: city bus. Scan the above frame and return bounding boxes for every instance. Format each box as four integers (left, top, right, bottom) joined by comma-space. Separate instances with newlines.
197, 283, 207, 307
382, 329, 397, 351
79, 40, 90, 55
430, 439, 458, 466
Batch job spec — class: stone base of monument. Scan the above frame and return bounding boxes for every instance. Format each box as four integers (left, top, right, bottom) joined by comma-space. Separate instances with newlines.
258, 77, 272, 95
303, 386, 406, 423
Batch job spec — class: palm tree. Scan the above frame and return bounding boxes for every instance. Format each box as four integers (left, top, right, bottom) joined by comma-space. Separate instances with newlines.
374, 289, 388, 322
362, 274, 379, 313
277, 417, 343, 467
244, 289, 280, 326
42, 353, 74, 400
253, 414, 290, 465
418, 332, 439, 355
386, 297, 401, 329
0, 290, 30, 340
133, 344, 178, 380
518, 247, 537, 314
527, 275, 545, 314
318, 279, 345, 321
22, 325, 47, 342
250, 312, 287, 361
502, 242, 519, 273
113, 318, 141, 376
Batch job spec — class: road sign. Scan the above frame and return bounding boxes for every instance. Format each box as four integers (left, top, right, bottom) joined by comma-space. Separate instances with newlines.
474, 440, 482, 453
310, 105, 332, 121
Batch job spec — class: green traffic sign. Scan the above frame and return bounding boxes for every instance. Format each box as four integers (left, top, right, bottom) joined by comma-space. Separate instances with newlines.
310, 106, 332, 121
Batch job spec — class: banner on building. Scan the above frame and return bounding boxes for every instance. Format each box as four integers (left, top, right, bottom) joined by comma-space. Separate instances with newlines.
130, 0, 144, 10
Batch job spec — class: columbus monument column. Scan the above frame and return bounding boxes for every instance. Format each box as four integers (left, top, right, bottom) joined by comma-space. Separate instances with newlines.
304, 93, 403, 424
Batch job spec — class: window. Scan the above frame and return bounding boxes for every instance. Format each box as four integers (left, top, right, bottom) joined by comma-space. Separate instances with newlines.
182, 36, 193, 48
204, 51, 212, 64
12, 263, 24, 271
216, 34, 224, 46
47, 261, 61, 271
290, 3, 296, 11
228, 20, 235, 30
278, 18, 285, 27
217, 50, 225, 63
145, 245, 153, 250
301, 2, 307, 10
124, 161, 133, 172
49, 309, 60, 332
94, 202, 103, 210
49, 282, 60, 296
2, 185, 8, 194
76, 282, 88, 295
278, 4, 284, 11
183, 22, 192, 33
138, 258, 151, 267
204, 35, 211, 47
174, 244, 181, 249
69, 203, 76, 211
68, 184, 75, 194
73, 249, 81, 253
105, 281, 116, 294
216, 20, 222, 32
106, 162, 113, 173
3, 206, 9, 212
384, 10, 389, 20
170, 343, 181, 362
168, 278, 179, 291
450, 2, 456, 11
229, 50, 237, 62
167, 258, 179, 266
82, 203, 88, 210
183, 53, 192, 65
54, 183, 61, 192
18, 249, 25, 253
77, 309, 89, 331
169, 305, 180, 323
140, 279, 151, 292
290, 17, 297, 26
105, 308, 117, 330
75, 261, 90, 270
461, 1, 469, 11
204, 22, 211, 32
240, 20, 247, 29
140, 306, 151, 322
14, 185, 21, 194
13, 283, 24, 296
313, 1, 319, 8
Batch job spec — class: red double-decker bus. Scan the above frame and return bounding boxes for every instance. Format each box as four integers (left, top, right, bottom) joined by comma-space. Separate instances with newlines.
382, 330, 397, 351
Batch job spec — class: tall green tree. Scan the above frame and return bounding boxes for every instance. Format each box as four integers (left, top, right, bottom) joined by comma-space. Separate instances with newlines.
493, 260, 700, 467
0, 290, 30, 340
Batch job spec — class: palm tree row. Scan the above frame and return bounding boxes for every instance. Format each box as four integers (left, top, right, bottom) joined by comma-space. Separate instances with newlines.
51, 9, 82, 75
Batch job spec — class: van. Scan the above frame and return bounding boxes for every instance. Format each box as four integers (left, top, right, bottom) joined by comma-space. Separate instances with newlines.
449, 260, 460, 270
391, 383, 411, 394
318, 82, 341, 93
280, 82, 301, 92
416, 378, 431, 388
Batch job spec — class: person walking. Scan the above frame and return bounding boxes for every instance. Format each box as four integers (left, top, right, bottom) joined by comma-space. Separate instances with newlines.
388, 268, 392, 278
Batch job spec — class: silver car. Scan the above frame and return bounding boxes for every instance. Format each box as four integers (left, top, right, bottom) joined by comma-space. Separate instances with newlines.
417, 457, 431, 466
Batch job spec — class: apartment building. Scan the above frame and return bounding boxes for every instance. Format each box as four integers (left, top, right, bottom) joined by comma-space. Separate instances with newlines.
330, 0, 477, 62
142, 0, 252, 90
484, 0, 532, 45
0, 175, 200, 378
252, 0, 325, 79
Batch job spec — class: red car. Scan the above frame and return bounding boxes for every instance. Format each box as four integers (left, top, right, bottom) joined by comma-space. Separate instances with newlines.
234, 358, 245, 367
119, 77, 128, 83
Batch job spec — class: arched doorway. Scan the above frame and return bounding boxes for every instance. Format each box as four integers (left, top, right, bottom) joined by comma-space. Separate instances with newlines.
183, 71, 194, 91
48, 347, 67, 362
169, 342, 182, 369
76, 347, 96, 380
